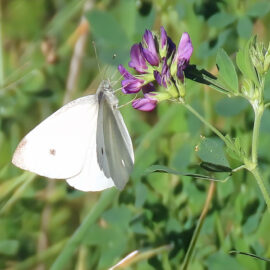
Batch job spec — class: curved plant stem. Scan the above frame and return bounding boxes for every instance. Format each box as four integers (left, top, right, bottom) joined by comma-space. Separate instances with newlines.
248, 105, 270, 212
251, 168, 270, 211
181, 181, 215, 270
183, 103, 228, 145
265, 103, 270, 109
251, 107, 263, 164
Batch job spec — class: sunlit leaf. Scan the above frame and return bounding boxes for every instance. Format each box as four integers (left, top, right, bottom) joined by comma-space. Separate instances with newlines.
216, 48, 239, 93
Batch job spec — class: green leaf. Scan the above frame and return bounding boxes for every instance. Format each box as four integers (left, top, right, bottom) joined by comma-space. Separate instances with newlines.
184, 65, 231, 95
237, 16, 253, 39
111, 0, 136, 40
216, 48, 239, 93
236, 36, 259, 87
86, 10, 131, 65
247, 2, 270, 18
198, 137, 230, 167
206, 251, 245, 270
200, 162, 232, 173
215, 97, 249, 117
208, 12, 236, 28
0, 240, 19, 256
261, 110, 270, 133
144, 165, 229, 182
230, 251, 270, 263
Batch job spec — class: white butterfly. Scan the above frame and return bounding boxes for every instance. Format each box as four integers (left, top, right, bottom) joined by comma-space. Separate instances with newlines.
12, 80, 134, 191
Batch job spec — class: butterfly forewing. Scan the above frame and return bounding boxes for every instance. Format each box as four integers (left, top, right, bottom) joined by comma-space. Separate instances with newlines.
12, 95, 98, 179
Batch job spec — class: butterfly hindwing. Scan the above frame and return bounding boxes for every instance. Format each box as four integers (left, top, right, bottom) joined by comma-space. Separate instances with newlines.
97, 94, 134, 190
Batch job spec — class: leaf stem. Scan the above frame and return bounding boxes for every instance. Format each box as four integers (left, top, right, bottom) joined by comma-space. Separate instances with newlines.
183, 103, 228, 144
181, 181, 215, 270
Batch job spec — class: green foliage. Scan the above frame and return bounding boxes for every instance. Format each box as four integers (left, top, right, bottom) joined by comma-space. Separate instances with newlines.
1, 0, 270, 269
216, 48, 239, 94
236, 37, 260, 87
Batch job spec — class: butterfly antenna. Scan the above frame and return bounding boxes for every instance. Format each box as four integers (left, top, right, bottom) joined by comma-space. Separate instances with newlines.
117, 94, 138, 109
113, 85, 124, 93
92, 41, 102, 76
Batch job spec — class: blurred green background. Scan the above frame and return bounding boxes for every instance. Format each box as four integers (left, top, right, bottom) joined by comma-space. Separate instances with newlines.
1, 0, 270, 269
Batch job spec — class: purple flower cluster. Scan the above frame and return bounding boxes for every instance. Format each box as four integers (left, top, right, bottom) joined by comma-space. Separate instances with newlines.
118, 27, 193, 111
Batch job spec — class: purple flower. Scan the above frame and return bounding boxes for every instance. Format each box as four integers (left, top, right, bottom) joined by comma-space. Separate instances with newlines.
175, 32, 193, 80
118, 27, 193, 111
160, 26, 167, 49
132, 93, 157, 111
160, 27, 176, 59
154, 58, 170, 87
167, 37, 176, 58
128, 44, 148, 73
118, 65, 144, 94
142, 82, 156, 94
141, 30, 159, 66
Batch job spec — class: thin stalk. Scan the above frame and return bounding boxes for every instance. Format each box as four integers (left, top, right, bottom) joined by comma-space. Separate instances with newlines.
265, 103, 270, 109
0, 1, 4, 87
251, 168, 270, 211
183, 103, 228, 145
248, 104, 270, 211
251, 107, 263, 164
51, 188, 117, 270
0, 173, 36, 215
181, 181, 215, 270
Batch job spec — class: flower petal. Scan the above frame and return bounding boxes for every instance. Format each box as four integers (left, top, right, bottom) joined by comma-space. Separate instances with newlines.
142, 47, 159, 66
128, 44, 148, 73
132, 95, 157, 111
167, 36, 176, 58
143, 30, 156, 53
142, 30, 159, 66
177, 32, 193, 65
118, 65, 133, 79
121, 78, 144, 94
142, 82, 156, 94
154, 70, 162, 86
160, 26, 167, 49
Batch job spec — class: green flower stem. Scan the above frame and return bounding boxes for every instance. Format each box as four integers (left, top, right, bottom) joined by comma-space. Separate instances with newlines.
0, 2, 4, 87
51, 188, 117, 270
183, 103, 228, 145
181, 181, 215, 270
265, 103, 270, 109
251, 106, 263, 164
248, 103, 270, 212
251, 168, 270, 211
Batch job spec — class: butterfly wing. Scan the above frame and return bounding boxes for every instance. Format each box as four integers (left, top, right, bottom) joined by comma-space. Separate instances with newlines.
97, 94, 134, 190
66, 132, 115, 191
12, 95, 99, 179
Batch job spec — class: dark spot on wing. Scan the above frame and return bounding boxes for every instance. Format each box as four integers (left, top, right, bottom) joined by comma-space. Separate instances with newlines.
101, 147, 104, 155
49, 149, 56, 155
